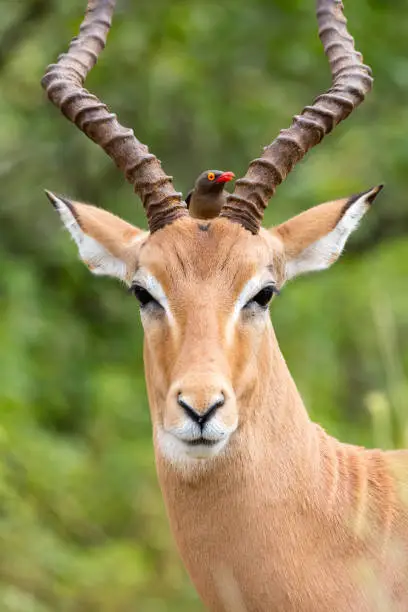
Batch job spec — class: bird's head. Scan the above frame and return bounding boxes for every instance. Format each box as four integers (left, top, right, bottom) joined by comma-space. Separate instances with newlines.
194, 170, 235, 194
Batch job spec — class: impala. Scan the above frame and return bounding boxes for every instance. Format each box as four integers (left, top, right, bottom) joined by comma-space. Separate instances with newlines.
42, 0, 408, 609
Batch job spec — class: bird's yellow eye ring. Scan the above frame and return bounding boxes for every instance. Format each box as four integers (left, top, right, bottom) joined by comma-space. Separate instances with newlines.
207, 172, 215, 181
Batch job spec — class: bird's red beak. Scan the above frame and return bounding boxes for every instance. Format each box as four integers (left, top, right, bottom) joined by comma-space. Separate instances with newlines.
215, 171, 235, 184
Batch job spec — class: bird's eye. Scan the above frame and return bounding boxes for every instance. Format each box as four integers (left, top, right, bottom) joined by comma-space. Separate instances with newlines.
244, 285, 278, 310
130, 284, 161, 309
207, 172, 215, 181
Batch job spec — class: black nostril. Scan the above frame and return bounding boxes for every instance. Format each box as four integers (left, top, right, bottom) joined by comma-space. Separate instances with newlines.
177, 392, 225, 426
208, 393, 225, 414
177, 394, 195, 417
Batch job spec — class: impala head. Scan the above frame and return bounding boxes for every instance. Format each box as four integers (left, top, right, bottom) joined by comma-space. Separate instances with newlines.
42, 0, 381, 467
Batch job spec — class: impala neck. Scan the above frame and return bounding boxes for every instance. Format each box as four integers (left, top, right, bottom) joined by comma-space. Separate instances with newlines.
152, 325, 324, 609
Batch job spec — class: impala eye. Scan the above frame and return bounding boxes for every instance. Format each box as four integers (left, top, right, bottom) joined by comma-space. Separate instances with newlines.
130, 284, 160, 309
245, 285, 278, 310
207, 172, 215, 181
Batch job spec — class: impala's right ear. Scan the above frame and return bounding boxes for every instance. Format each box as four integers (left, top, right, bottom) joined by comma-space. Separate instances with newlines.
46, 191, 147, 283
272, 186, 383, 281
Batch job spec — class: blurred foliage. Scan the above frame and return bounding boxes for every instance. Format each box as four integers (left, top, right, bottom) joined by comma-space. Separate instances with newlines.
0, 0, 408, 609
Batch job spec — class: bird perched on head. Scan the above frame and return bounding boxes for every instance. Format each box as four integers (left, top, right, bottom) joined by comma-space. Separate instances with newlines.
186, 170, 235, 220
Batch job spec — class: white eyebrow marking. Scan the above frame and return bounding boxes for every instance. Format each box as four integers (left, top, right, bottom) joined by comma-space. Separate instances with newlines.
225, 273, 272, 344
233, 275, 264, 318
133, 268, 175, 325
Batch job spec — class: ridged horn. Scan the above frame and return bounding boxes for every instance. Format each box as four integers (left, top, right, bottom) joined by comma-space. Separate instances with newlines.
41, 0, 188, 233
220, 0, 373, 234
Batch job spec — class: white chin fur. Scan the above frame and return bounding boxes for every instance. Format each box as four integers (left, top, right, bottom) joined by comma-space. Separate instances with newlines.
156, 429, 230, 466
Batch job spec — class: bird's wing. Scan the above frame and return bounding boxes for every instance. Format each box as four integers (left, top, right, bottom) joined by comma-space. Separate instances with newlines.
185, 189, 193, 208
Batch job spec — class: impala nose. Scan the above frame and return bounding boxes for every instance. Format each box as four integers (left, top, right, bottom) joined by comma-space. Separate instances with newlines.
177, 392, 225, 427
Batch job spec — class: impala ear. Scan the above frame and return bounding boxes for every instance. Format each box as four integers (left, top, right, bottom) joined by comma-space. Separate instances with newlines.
45, 191, 147, 282
273, 186, 383, 281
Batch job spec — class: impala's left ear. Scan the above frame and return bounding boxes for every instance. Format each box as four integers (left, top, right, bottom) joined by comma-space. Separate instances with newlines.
45, 191, 148, 283
272, 186, 383, 281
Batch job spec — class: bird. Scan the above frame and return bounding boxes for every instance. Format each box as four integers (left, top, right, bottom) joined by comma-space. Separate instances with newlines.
186, 170, 235, 220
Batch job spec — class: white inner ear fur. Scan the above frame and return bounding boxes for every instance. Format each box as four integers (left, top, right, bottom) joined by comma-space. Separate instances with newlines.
285, 191, 373, 281
53, 195, 128, 280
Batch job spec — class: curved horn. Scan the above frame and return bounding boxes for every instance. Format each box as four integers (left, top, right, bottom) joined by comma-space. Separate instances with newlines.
41, 0, 188, 233
220, 0, 373, 234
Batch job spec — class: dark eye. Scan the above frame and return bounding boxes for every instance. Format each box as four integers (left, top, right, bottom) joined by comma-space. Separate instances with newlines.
130, 284, 160, 309
245, 285, 278, 309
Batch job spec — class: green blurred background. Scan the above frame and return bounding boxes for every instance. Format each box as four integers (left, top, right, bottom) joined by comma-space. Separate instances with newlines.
0, 0, 408, 609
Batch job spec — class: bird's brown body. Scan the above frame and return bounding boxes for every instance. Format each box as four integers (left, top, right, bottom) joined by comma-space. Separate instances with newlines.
186, 170, 235, 219
188, 191, 224, 219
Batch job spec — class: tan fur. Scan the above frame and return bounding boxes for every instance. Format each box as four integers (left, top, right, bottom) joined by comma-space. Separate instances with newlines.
274, 199, 350, 258
59, 199, 408, 611
73, 202, 147, 273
